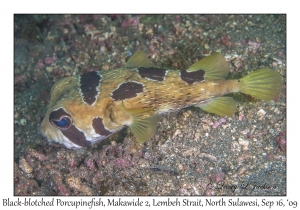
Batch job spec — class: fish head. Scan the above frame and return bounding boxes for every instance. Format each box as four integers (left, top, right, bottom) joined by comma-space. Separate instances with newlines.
39, 75, 122, 149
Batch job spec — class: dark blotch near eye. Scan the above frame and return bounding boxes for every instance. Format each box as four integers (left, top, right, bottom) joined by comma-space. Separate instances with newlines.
62, 125, 91, 147
49, 108, 72, 130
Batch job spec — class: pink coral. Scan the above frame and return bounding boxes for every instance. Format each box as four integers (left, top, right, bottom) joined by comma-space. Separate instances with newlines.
235, 38, 262, 54
275, 132, 286, 152
85, 159, 95, 170
35, 60, 45, 69
239, 113, 244, 121
44, 56, 57, 65
246, 39, 261, 54
175, 15, 181, 22
57, 184, 71, 196
121, 17, 139, 28
212, 118, 226, 129
220, 35, 234, 47
68, 158, 77, 168
14, 75, 27, 85
113, 158, 129, 169
277, 50, 284, 57
209, 171, 225, 183
27, 150, 47, 161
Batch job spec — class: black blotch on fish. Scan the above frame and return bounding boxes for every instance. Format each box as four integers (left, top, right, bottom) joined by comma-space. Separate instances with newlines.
49, 108, 70, 121
62, 125, 91, 147
180, 69, 205, 84
92, 117, 112, 136
137, 67, 167, 81
111, 81, 144, 100
79, 71, 101, 105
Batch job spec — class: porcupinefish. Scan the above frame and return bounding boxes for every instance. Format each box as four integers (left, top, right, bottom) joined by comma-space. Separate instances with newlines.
40, 51, 282, 149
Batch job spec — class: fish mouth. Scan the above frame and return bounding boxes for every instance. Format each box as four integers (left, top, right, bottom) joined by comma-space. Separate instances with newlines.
37, 120, 90, 150
48, 140, 74, 150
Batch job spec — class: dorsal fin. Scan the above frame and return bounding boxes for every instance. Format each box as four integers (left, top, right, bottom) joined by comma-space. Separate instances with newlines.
125, 51, 151, 68
120, 102, 158, 143
187, 52, 229, 80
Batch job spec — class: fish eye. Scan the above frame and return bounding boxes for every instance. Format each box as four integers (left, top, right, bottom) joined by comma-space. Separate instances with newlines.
50, 116, 72, 130
49, 108, 72, 130
55, 117, 69, 127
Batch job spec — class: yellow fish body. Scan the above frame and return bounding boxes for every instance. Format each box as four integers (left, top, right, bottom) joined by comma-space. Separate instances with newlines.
40, 51, 282, 149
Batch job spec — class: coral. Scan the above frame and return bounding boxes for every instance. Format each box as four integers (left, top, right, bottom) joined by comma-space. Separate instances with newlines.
212, 118, 226, 129
275, 132, 286, 152
14, 74, 27, 85
66, 175, 95, 195
220, 35, 235, 47
235, 37, 261, 54
44, 56, 57, 65
209, 171, 225, 183
19, 157, 33, 176
121, 17, 139, 28
246, 39, 261, 54
14, 162, 39, 195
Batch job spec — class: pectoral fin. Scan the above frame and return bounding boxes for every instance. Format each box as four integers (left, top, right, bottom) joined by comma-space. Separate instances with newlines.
120, 102, 158, 143
129, 115, 158, 143
197, 97, 237, 116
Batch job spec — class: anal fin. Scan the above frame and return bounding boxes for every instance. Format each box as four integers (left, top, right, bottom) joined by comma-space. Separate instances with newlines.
197, 97, 237, 116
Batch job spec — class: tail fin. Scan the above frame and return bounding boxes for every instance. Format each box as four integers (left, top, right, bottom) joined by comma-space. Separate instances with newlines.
240, 68, 282, 101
